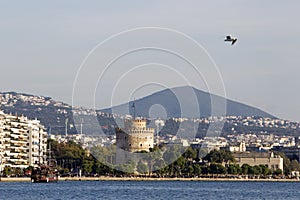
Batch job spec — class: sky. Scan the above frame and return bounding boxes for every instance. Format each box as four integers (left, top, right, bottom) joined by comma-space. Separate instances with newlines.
0, 0, 300, 121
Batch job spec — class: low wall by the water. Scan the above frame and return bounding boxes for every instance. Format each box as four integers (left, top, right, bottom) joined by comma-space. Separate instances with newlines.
1, 177, 299, 182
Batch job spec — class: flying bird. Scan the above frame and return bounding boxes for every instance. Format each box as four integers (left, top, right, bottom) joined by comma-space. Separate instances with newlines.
224, 35, 237, 45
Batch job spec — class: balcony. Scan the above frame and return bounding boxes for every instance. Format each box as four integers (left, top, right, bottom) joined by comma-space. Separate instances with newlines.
18, 135, 28, 139
11, 140, 27, 144
7, 152, 19, 156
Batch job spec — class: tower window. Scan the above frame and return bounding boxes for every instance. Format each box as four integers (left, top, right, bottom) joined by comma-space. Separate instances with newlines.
140, 144, 142, 147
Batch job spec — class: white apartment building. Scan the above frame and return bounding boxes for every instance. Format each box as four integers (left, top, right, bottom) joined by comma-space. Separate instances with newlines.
0, 110, 47, 169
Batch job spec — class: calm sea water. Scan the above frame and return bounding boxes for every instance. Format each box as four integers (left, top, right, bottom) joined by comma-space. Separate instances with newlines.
1, 181, 300, 200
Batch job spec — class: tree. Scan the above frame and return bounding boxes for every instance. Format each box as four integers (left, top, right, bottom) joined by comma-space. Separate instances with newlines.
163, 150, 180, 165
82, 159, 93, 175
290, 160, 300, 171
259, 165, 270, 176
153, 159, 166, 177
193, 164, 202, 176
90, 145, 116, 164
3, 166, 12, 176
187, 165, 194, 177
201, 166, 209, 174
146, 147, 163, 174
123, 159, 136, 175
274, 168, 283, 175
241, 164, 250, 174
274, 152, 291, 175
137, 161, 148, 175
227, 164, 238, 175
253, 165, 262, 175
183, 147, 197, 160
209, 163, 227, 174
204, 150, 235, 163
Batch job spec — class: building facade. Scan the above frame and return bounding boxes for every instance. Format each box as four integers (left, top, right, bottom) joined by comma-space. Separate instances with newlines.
221, 142, 246, 152
233, 151, 283, 172
116, 118, 154, 164
0, 110, 47, 170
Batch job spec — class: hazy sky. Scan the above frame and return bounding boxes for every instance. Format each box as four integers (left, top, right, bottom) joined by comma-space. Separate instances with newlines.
1, 1, 300, 121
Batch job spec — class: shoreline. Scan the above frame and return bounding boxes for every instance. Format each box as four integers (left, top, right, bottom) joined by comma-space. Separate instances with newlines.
1, 177, 300, 182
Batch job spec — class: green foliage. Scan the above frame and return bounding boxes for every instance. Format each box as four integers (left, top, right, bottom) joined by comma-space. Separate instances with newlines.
193, 164, 202, 176
82, 159, 93, 174
259, 165, 270, 175
274, 152, 291, 175
90, 145, 116, 164
290, 160, 300, 171
183, 147, 198, 160
137, 161, 148, 175
117, 160, 136, 175
44, 141, 290, 178
163, 150, 180, 164
204, 150, 235, 163
209, 163, 227, 174
241, 164, 250, 174
2, 166, 12, 176
227, 164, 239, 175
274, 168, 283, 175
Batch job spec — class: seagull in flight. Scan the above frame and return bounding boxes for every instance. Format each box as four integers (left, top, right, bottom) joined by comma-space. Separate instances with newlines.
224, 35, 237, 45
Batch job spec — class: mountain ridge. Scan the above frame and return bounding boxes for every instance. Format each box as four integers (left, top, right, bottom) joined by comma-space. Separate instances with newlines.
0, 87, 277, 135
101, 86, 275, 119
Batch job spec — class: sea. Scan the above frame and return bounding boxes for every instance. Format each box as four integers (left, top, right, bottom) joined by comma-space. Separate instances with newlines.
1, 181, 300, 200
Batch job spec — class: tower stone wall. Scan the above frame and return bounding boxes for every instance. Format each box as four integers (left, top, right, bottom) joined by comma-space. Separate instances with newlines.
116, 118, 154, 164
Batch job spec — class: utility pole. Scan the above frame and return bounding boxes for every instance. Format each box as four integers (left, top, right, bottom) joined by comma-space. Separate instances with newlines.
132, 99, 136, 119
80, 118, 84, 135
65, 118, 68, 137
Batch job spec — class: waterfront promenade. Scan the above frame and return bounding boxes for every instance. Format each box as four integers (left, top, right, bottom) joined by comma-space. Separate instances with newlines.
1, 177, 300, 182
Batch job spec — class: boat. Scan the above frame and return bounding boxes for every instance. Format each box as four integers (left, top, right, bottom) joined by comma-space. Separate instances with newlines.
31, 164, 59, 183
31, 143, 59, 183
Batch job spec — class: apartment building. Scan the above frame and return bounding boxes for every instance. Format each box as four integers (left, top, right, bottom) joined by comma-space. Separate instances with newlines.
0, 110, 47, 169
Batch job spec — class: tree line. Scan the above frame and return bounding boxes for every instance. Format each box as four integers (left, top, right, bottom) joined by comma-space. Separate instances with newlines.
47, 140, 299, 178
2, 139, 300, 178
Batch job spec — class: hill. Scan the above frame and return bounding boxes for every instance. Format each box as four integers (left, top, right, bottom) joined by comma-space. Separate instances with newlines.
2, 88, 291, 137
0, 92, 75, 134
101, 86, 274, 119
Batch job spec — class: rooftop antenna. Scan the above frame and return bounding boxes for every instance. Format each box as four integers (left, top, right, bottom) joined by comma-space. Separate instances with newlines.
132, 98, 136, 119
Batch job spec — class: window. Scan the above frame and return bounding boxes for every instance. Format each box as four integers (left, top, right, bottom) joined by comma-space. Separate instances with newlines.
140, 144, 142, 147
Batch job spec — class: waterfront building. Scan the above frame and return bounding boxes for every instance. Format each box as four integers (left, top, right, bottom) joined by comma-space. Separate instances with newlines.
116, 117, 154, 164
0, 110, 47, 170
28, 119, 48, 166
233, 151, 283, 172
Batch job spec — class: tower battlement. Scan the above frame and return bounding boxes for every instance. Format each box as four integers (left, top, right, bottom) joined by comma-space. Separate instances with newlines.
116, 118, 154, 153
